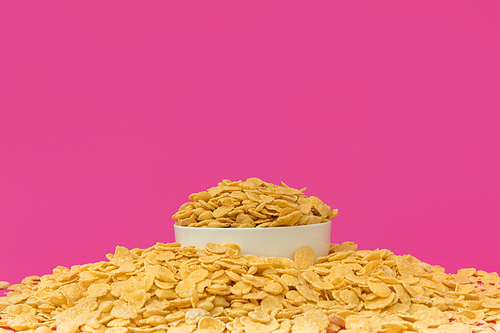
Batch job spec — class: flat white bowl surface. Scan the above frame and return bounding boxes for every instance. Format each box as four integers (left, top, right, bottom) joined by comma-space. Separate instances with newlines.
174, 221, 331, 259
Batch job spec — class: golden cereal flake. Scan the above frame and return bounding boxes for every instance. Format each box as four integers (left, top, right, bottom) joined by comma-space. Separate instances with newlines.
173, 178, 337, 228
293, 246, 316, 270
1, 242, 500, 333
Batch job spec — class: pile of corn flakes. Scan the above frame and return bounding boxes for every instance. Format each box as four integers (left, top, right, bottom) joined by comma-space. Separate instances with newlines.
1, 242, 500, 333
173, 178, 338, 228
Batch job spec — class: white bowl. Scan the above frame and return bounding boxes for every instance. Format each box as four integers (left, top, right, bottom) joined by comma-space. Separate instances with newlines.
173, 221, 331, 260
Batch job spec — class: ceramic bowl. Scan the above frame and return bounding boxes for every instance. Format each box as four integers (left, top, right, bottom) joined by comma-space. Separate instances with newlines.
173, 221, 331, 259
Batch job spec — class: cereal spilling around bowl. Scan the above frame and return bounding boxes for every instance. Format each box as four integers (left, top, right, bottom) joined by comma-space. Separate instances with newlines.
173, 178, 338, 228
1, 242, 500, 333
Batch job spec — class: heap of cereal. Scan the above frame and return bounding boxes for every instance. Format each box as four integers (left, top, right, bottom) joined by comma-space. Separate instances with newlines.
1, 242, 500, 333
173, 178, 338, 228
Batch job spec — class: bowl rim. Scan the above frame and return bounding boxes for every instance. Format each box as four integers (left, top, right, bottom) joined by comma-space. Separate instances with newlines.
173, 220, 332, 230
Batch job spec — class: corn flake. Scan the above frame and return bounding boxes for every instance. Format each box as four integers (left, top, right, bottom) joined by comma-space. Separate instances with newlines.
173, 179, 337, 228
2, 241, 500, 333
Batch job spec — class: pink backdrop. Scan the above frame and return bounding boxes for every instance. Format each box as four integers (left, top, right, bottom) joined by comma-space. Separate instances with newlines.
1, 1, 500, 286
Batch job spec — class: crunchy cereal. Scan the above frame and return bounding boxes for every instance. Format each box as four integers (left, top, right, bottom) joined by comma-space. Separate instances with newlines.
293, 246, 316, 270
1, 241, 500, 333
173, 178, 338, 228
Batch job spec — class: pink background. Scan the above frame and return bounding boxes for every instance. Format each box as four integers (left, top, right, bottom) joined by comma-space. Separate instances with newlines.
1, 1, 500, 286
